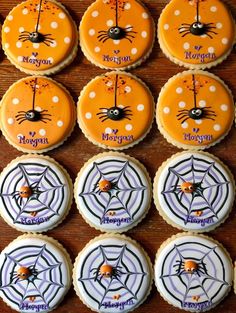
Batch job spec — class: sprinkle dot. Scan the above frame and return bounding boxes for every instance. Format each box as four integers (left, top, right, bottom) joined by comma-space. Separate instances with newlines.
7, 118, 14, 125
39, 129, 46, 136
208, 47, 215, 53
19, 27, 25, 33
118, 105, 124, 109
64, 37, 71, 44
94, 46, 100, 52
18, 56, 23, 62
107, 19, 113, 27
124, 2, 131, 10
137, 104, 144, 111
35, 106, 42, 112
222, 38, 228, 45
85, 112, 92, 119
163, 107, 170, 114
125, 86, 131, 93
17, 134, 24, 139
50, 41, 57, 48
183, 42, 190, 50
92, 10, 99, 17
181, 122, 188, 129
216, 23, 222, 29
221, 104, 228, 111
164, 24, 169, 30
7, 15, 13, 21
47, 57, 54, 63
113, 40, 120, 45
125, 124, 133, 131
195, 15, 201, 21
131, 48, 137, 55
12, 98, 20, 105
16, 41, 22, 48
51, 22, 58, 29
209, 86, 216, 92
210, 6, 217, 12
57, 120, 64, 127
22, 8, 28, 15
142, 12, 149, 19
59, 12, 66, 19
4, 27, 10, 33
141, 31, 147, 38
178, 101, 186, 108
174, 10, 180, 16
176, 87, 183, 94
195, 119, 202, 125
5, 43, 10, 49
33, 43, 40, 49
89, 29, 95, 36
105, 127, 112, 134
214, 124, 221, 131
52, 96, 59, 103
199, 100, 206, 107
106, 81, 113, 87
89, 91, 96, 99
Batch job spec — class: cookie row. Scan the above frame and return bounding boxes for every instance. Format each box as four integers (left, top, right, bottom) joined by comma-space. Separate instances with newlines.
0, 232, 234, 313
1, 0, 235, 74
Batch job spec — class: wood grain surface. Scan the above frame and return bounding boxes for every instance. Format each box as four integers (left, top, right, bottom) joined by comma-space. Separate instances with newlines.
0, 0, 236, 312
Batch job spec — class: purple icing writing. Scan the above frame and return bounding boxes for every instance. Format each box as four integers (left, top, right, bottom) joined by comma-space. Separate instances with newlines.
182, 301, 212, 310
185, 216, 214, 227
102, 216, 132, 226
103, 55, 131, 65
20, 56, 53, 67
18, 135, 49, 147
21, 216, 50, 225
102, 133, 134, 144
183, 133, 213, 144
102, 300, 134, 310
184, 51, 216, 63
19, 303, 49, 312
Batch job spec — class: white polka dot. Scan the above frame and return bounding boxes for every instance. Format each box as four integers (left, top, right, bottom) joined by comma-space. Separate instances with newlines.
183, 42, 190, 50
141, 31, 147, 38
39, 129, 46, 136
125, 124, 133, 131
164, 24, 169, 30
89, 91, 96, 99
22, 8, 28, 15
178, 101, 186, 108
12, 98, 20, 105
163, 107, 170, 114
7, 118, 14, 125
57, 120, 64, 127
17, 134, 24, 139
137, 104, 144, 111
85, 112, 92, 119
5, 43, 10, 49
124, 2, 131, 10
113, 40, 120, 45
51, 21, 58, 29
105, 127, 112, 134
221, 104, 228, 111
47, 57, 54, 63
19, 27, 25, 33
106, 81, 113, 87
107, 19, 113, 27
35, 106, 42, 112
36, 24, 41, 31
195, 119, 202, 125
213, 124, 221, 131
194, 15, 201, 21
64, 37, 71, 44
222, 38, 228, 45
174, 10, 180, 16
216, 23, 222, 29
59, 12, 66, 19
126, 24, 132, 29
210, 6, 217, 12
52, 96, 59, 103
33, 43, 40, 49
125, 86, 131, 93
209, 86, 216, 92
142, 12, 149, 19
181, 122, 188, 129
199, 100, 206, 107
118, 105, 124, 109
50, 41, 57, 47
176, 87, 183, 94
131, 48, 137, 55
92, 10, 99, 17
7, 15, 13, 21
4, 27, 10, 33
16, 41, 22, 48
89, 29, 95, 36
94, 46, 100, 53
208, 47, 215, 53
18, 56, 23, 62
201, 34, 207, 38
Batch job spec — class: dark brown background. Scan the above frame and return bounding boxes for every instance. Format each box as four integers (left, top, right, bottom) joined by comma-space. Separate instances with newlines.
0, 0, 236, 312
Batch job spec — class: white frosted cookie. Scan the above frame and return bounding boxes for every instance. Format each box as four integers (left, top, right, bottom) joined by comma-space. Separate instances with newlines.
73, 234, 153, 312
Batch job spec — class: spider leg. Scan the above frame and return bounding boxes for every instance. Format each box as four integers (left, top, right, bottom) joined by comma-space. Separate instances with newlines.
207, 30, 218, 35
97, 34, 109, 39
124, 117, 132, 120
40, 113, 52, 117
124, 37, 132, 43
40, 117, 52, 121
204, 33, 213, 39
100, 116, 110, 122
41, 42, 50, 47
203, 116, 216, 121
22, 38, 31, 42
98, 30, 108, 33
180, 23, 191, 26
97, 112, 108, 116
177, 113, 189, 119
181, 116, 190, 124
18, 118, 27, 124
98, 115, 108, 120
125, 31, 137, 34
102, 37, 110, 43
177, 109, 189, 113
181, 32, 191, 38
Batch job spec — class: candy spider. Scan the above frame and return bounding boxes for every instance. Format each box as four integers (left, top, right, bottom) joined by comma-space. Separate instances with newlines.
11, 265, 38, 284
90, 264, 123, 282
10, 181, 41, 206
18, 31, 55, 46
15, 109, 52, 124
173, 259, 207, 277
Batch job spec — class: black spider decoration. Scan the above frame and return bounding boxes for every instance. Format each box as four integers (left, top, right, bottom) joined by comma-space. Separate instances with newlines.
15, 77, 52, 124
97, 0, 137, 43
11, 265, 38, 284
97, 74, 132, 122
90, 264, 123, 282
18, 0, 55, 46
178, 0, 217, 39
176, 74, 216, 124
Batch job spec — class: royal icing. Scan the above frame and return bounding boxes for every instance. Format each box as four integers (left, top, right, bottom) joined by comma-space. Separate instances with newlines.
78, 72, 154, 149
0, 235, 72, 313
0, 155, 72, 232
157, 71, 234, 149
154, 151, 235, 231
73, 235, 152, 312
75, 153, 151, 232
158, 0, 235, 68
0, 76, 76, 153
2, 0, 77, 74
80, 0, 155, 69
155, 234, 233, 312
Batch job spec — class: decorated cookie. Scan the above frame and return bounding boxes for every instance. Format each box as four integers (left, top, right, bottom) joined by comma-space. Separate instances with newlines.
78, 71, 154, 149
74, 152, 151, 232
0, 234, 72, 313
153, 151, 235, 232
158, 0, 235, 69
156, 70, 234, 149
2, 0, 78, 75
73, 234, 153, 312
79, 0, 155, 70
0, 154, 73, 232
0, 76, 76, 153
155, 233, 233, 312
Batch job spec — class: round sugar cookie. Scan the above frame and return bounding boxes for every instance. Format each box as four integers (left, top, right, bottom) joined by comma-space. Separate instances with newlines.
78, 71, 154, 150
158, 0, 235, 69
73, 234, 153, 312
155, 233, 233, 312
2, 0, 78, 75
79, 0, 155, 70
153, 151, 235, 232
0, 234, 72, 313
0, 76, 76, 153
156, 70, 234, 150
74, 152, 151, 232
0, 154, 73, 232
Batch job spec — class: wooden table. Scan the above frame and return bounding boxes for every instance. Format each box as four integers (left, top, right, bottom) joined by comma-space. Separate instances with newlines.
0, 0, 236, 312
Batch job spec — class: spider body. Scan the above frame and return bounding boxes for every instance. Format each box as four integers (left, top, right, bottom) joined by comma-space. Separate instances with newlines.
181, 182, 194, 193
97, 106, 132, 122
184, 260, 198, 273
90, 263, 122, 281
17, 267, 31, 280
11, 181, 42, 206
18, 31, 55, 46
98, 180, 112, 192
19, 186, 32, 198
12, 265, 38, 283
98, 26, 137, 43
177, 106, 216, 124
15, 109, 52, 124
179, 22, 217, 38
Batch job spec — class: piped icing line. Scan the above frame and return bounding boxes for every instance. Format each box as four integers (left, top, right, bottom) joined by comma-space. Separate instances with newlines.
74, 152, 152, 232
153, 151, 235, 232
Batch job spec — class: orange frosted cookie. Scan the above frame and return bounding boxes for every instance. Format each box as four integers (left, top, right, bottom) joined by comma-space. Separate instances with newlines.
156, 70, 234, 149
2, 0, 78, 75
158, 0, 235, 69
0, 76, 76, 153
78, 72, 154, 150
79, 0, 155, 70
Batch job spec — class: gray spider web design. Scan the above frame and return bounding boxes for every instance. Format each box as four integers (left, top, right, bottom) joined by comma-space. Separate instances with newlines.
78, 244, 146, 309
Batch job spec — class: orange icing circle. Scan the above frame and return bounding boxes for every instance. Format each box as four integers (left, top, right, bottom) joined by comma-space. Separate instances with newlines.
0, 76, 76, 152
80, 0, 155, 69
157, 71, 234, 148
158, 0, 235, 67
78, 72, 154, 149
2, 0, 77, 73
